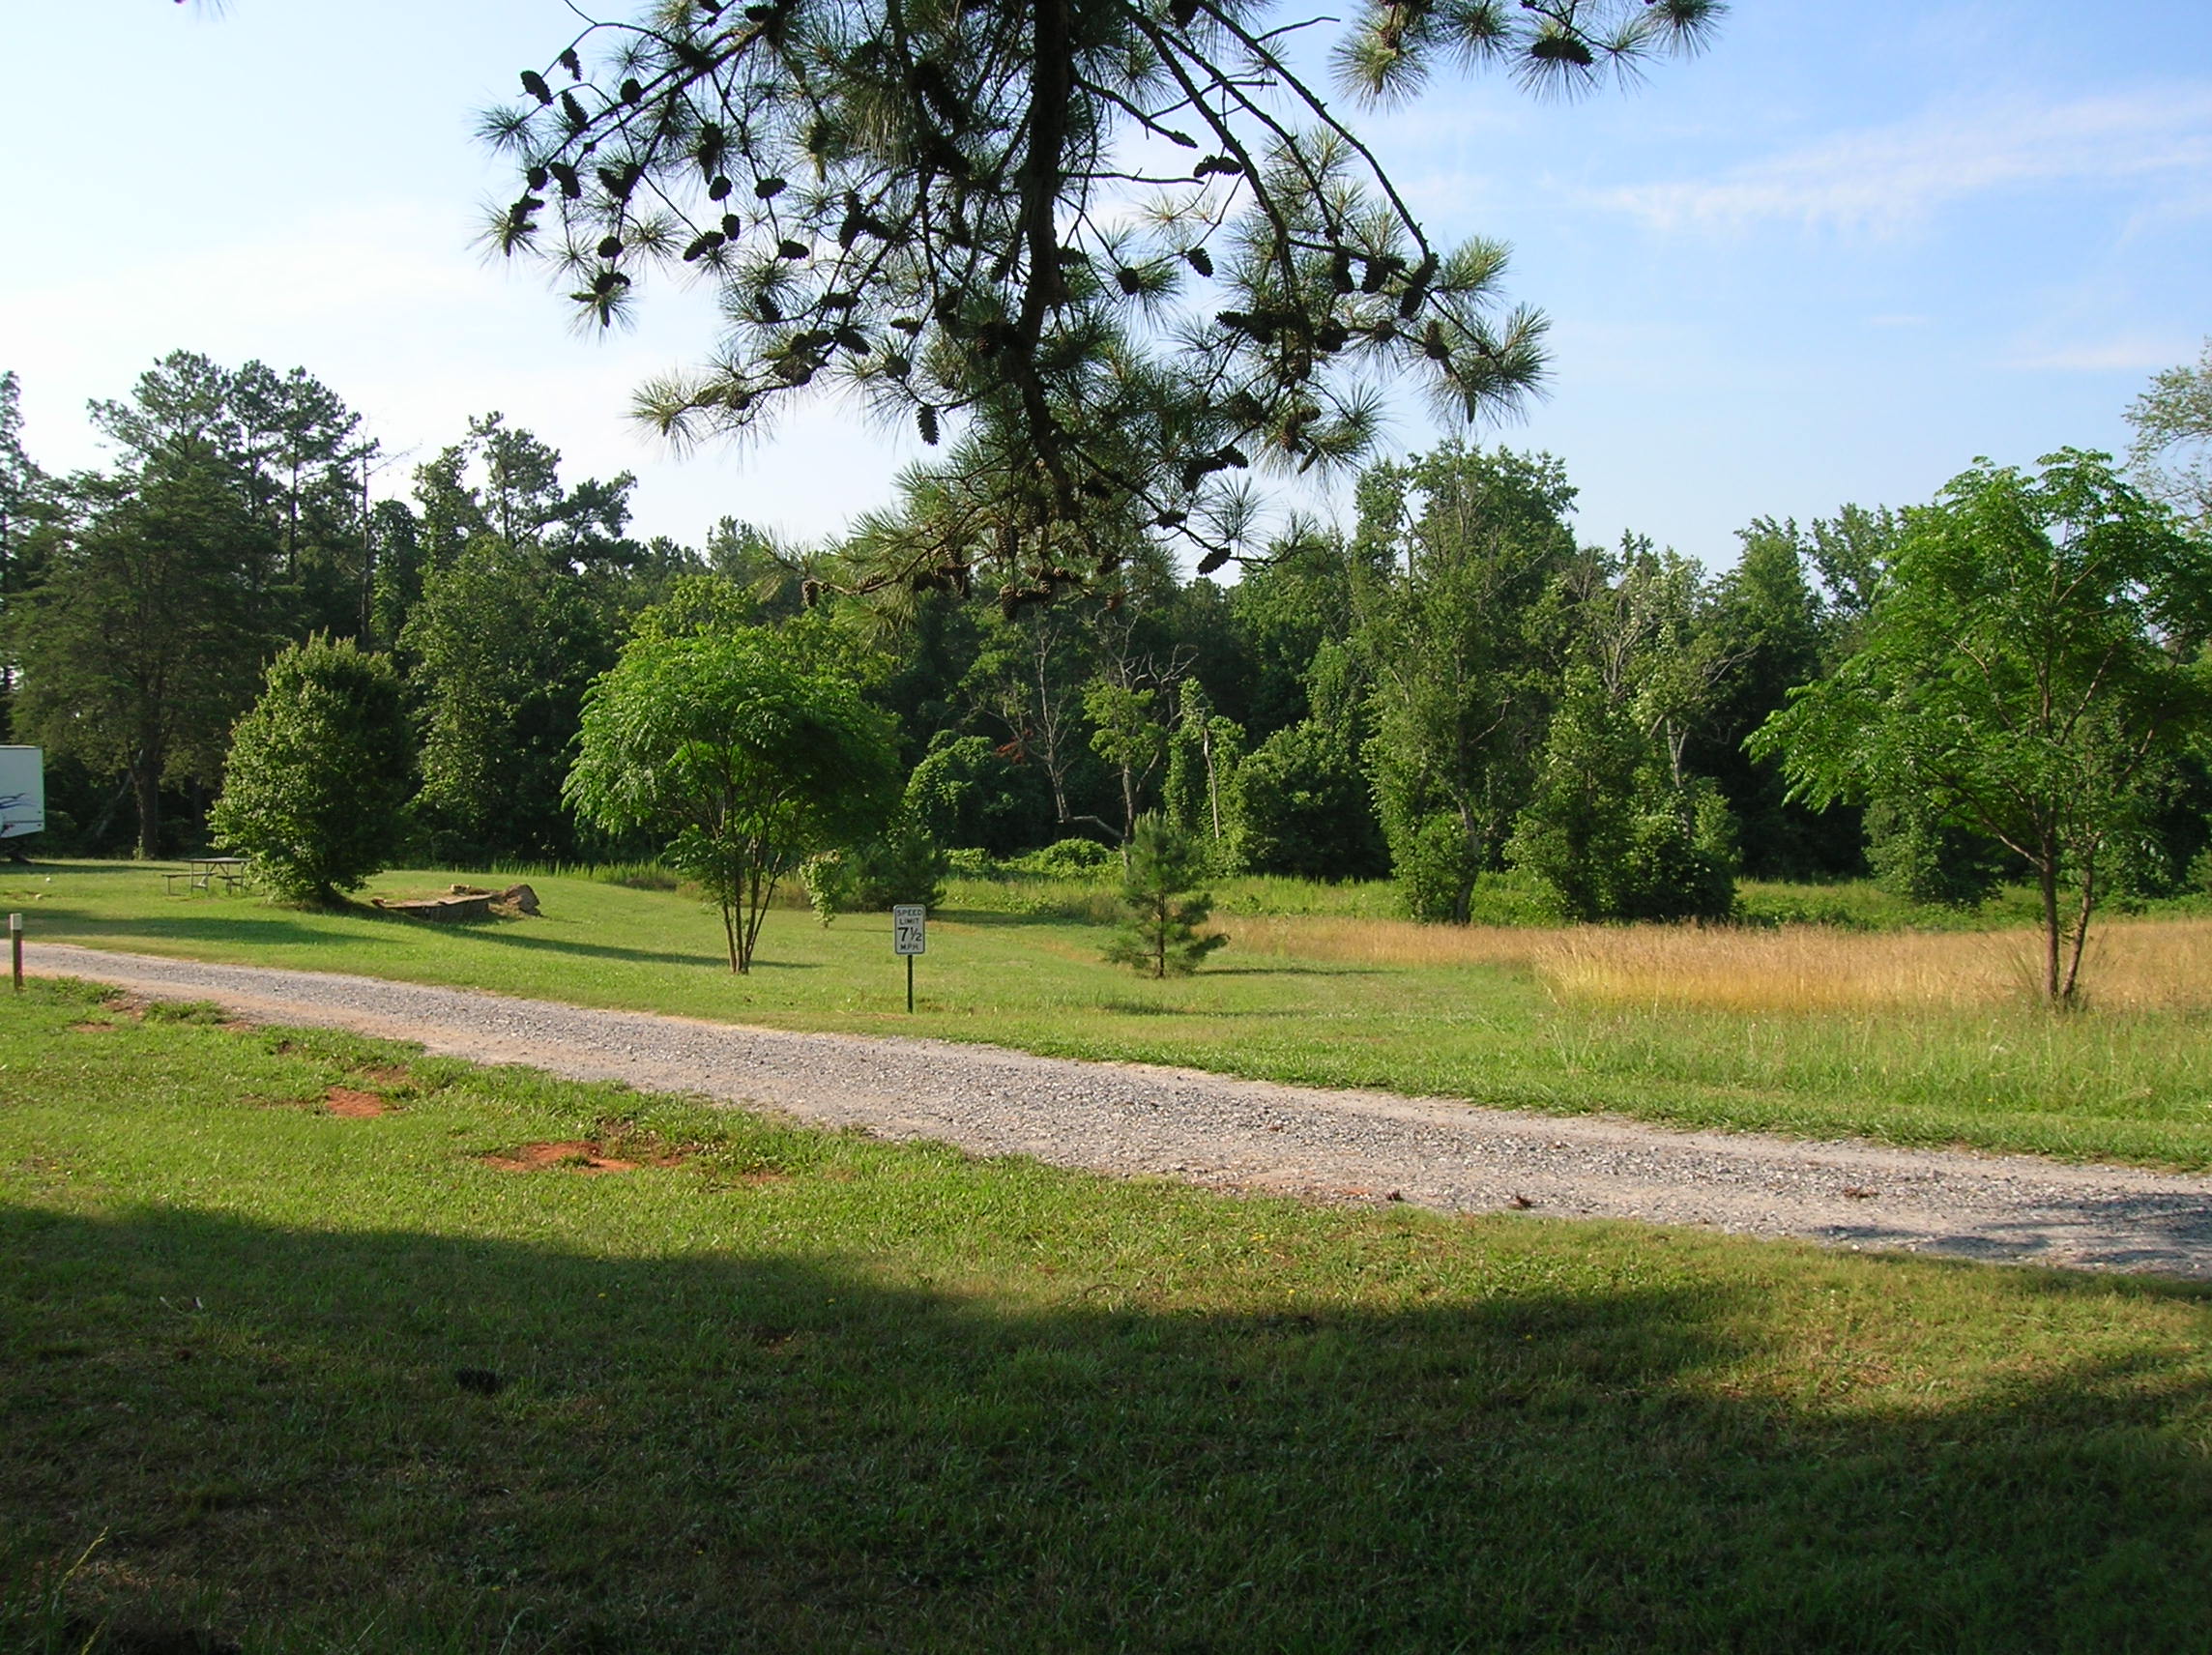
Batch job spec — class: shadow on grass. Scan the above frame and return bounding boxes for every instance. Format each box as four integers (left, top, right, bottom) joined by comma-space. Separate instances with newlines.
1197, 964, 1387, 978
31, 910, 361, 951
6, 1202, 2211, 1654
8, 860, 166, 880
434, 923, 798, 973
933, 908, 1106, 931
31, 905, 826, 977
1092, 999, 1329, 1019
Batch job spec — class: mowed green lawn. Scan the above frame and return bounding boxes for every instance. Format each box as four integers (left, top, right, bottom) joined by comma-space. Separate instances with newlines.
5, 979, 2211, 1653
13, 859, 2212, 1168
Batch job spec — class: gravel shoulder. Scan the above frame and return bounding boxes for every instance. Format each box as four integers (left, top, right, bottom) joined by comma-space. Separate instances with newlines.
26, 942, 2212, 1280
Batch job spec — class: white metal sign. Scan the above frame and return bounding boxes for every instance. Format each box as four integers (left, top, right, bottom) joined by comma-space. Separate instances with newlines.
892, 905, 927, 956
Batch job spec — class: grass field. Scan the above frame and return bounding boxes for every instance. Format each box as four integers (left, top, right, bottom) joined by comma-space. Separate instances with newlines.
5, 977, 2211, 1652
13, 860, 2212, 1170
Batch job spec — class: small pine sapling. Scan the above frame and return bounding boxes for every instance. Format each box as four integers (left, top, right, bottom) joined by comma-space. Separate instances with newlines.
1104, 813, 1228, 978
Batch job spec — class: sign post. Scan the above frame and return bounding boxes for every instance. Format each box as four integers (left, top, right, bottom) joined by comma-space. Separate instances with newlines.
891, 904, 926, 1012
10, 913, 20, 993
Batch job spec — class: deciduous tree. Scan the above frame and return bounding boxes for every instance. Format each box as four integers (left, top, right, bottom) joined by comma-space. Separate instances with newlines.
9, 454, 277, 857
209, 637, 413, 905
568, 624, 899, 971
2127, 337, 2212, 530
1356, 445, 1577, 920
1753, 451, 2212, 1004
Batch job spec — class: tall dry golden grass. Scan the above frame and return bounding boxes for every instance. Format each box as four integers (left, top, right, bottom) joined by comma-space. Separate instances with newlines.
1235, 913, 2212, 1014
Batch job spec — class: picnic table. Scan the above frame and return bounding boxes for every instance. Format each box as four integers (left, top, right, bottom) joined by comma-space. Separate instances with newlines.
162, 857, 251, 896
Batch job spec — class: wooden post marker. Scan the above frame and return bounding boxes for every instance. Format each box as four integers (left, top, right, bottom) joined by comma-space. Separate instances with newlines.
10, 913, 20, 992
892, 904, 926, 1013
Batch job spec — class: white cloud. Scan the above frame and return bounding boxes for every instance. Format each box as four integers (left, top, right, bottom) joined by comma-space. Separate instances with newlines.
1592, 86, 2212, 234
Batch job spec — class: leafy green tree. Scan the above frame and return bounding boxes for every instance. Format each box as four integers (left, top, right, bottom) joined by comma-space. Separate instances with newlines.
483, 0, 1717, 594
1234, 718, 1386, 880
1103, 812, 1228, 977
1507, 666, 1733, 921
1688, 517, 1858, 879
1753, 451, 2212, 1004
1161, 680, 1244, 862
1227, 527, 1379, 740
9, 453, 277, 857
1355, 445, 1578, 920
568, 625, 899, 972
397, 421, 667, 861
365, 498, 425, 649
904, 732, 1051, 855
208, 637, 413, 904
1500, 537, 1740, 921
1085, 678, 1167, 843
0, 371, 48, 737
2127, 337, 2212, 529
402, 537, 624, 862
409, 414, 644, 581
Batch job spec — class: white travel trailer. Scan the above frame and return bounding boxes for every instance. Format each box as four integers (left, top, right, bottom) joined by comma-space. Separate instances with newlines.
0, 746, 44, 844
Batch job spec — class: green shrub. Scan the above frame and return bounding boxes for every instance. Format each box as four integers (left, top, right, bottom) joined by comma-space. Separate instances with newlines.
1864, 797, 2006, 909
208, 636, 413, 905
903, 733, 1052, 857
800, 850, 857, 925
853, 815, 947, 911
800, 817, 946, 922
1505, 673, 1735, 923
1392, 812, 1483, 923
1235, 720, 1386, 882
1010, 837, 1117, 878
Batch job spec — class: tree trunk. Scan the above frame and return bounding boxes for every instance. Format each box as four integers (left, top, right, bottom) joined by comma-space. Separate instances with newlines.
87, 774, 132, 849
1201, 719, 1222, 840
2037, 852, 2061, 1004
359, 452, 377, 646
131, 750, 162, 861
2060, 853, 2098, 1006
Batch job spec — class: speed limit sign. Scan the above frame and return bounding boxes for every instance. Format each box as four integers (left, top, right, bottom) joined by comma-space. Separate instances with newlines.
892, 905, 926, 1012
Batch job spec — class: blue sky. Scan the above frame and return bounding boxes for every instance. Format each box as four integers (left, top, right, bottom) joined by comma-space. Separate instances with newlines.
3, 1, 2207, 569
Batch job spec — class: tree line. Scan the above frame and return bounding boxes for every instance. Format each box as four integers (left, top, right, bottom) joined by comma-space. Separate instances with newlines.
4, 344, 2210, 991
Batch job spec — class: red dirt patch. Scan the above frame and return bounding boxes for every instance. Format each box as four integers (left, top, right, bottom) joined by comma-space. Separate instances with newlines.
323, 1087, 390, 1118
69, 1021, 119, 1033
480, 1140, 685, 1174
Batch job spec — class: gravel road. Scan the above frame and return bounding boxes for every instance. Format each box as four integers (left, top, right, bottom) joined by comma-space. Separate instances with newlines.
25, 942, 2212, 1279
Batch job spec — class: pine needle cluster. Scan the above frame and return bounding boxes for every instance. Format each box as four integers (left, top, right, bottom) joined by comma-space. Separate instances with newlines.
479, 0, 1721, 602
